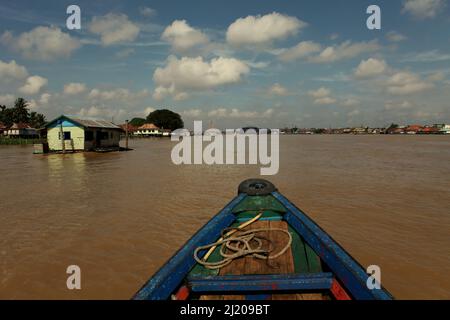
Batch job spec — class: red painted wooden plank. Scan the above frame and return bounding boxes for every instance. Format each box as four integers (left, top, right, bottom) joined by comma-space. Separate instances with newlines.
331, 279, 352, 300
172, 285, 190, 300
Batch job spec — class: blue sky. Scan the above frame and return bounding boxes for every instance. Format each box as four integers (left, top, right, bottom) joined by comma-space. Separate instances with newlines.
0, 0, 449, 128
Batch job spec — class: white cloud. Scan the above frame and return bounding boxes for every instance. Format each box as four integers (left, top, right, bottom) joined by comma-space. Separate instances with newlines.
139, 7, 156, 17
0, 93, 15, 105
341, 98, 360, 107
386, 31, 407, 42
89, 13, 140, 45
308, 87, 331, 99
19, 75, 48, 95
278, 41, 321, 62
309, 40, 380, 63
153, 55, 250, 100
1, 27, 80, 60
64, 82, 86, 95
161, 20, 209, 52
387, 71, 434, 95
348, 109, 360, 117
115, 48, 135, 59
354, 58, 388, 78
88, 88, 149, 101
268, 83, 289, 96
427, 71, 445, 82
208, 107, 274, 119
181, 109, 203, 118
401, 50, 450, 62
402, 0, 446, 19
384, 100, 413, 110
77, 106, 127, 120
39, 93, 51, 105
308, 87, 336, 105
226, 12, 306, 47
314, 97, 337, 105
143, 107, 155, 116
0, 59, 28, 80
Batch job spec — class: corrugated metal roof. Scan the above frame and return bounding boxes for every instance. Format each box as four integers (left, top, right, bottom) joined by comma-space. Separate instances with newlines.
138, 123, 159, 130
46, 115, 122, 129
69, 117, 122, 129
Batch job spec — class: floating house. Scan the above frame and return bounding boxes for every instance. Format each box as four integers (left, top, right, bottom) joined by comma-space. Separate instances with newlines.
3, 122, 38, 138
0, 122, 6, 135
135, 123, 162, 136
45, 115, 123, 152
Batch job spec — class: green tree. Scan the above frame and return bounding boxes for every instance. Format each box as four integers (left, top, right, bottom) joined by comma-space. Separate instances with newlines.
12, 98, 30, 123
0, 98, 46, 128
146, 109, 184, 131
29, 111, 47, 128
129, 117, 146, 127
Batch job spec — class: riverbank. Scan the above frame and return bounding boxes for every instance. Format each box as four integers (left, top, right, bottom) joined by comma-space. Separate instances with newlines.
0, 137, 45, 145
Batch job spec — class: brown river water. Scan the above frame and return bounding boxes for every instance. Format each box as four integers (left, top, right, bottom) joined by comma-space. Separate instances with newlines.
0, 135, 449, 299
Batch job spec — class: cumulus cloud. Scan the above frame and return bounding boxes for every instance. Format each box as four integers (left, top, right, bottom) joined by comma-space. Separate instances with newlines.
402, 0, 446, 19
153, 55, 250, 100
77, 106, 127, 120
354, 58, 388, 78
139, 7, 156, 17
340, 98, 361, 107
0, 59, 28, 80
0, 93, 16, 105
226, 12, 306, 47
384, 100, 413, 110
64, 82, 86, 95
162, 20, 209, 52
19, 75, 48, 94
208, 108, 274, 119
268, 83, 289, 96
308, 87, 336, 105
386, 31, 407, 42
88, 88, 149, 101
401, 50, 450, 62
89, 13, 140, 45
181, 109, 203, 118
39, 93, 51, 105
115, 48, 135, 59
143, 107, 155, 116
278, 41, 321, 62
1, 27, 80, 60
309, 40, 380, 63
387, 71, 434, 95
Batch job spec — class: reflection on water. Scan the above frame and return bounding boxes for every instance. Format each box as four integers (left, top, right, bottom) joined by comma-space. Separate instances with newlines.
0, 136, 450, 299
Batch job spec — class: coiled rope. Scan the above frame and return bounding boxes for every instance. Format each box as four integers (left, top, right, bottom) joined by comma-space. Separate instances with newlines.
193, 212, 292, 270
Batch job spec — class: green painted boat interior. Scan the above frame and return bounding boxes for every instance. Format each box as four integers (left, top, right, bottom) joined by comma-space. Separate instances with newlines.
188, 194, 323, 279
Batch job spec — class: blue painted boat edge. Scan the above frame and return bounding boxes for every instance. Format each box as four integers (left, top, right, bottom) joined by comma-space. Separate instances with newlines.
272, 191, 393, 300
187, 273, 334, 292
132, 193, 246, 300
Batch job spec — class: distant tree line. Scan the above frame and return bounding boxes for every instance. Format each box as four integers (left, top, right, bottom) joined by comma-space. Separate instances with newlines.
129, 109, 184, 131
0, 98, 46, 128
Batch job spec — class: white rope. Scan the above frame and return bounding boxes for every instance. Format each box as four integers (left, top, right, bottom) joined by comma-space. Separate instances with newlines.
193, 216, 292, 270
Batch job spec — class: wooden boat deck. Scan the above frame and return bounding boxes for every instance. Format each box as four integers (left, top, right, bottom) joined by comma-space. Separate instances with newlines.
198, 220, 327, 300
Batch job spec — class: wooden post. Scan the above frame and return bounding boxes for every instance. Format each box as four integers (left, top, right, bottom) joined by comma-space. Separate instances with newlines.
125, 119, 129, 150
59, 121, 65, 154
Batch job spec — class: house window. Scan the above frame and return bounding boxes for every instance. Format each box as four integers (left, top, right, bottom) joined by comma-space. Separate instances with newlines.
59, 131, 71, 140
85, 131, 94, 141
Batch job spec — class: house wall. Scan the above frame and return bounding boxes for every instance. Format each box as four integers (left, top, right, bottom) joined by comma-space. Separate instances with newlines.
47, 118, 121, 151
47, 124, 85, 151
84, 129, 121, 150
47, 120, 84, 151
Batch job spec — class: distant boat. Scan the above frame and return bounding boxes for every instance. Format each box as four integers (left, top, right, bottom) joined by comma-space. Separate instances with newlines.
134, 179, 393, 300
